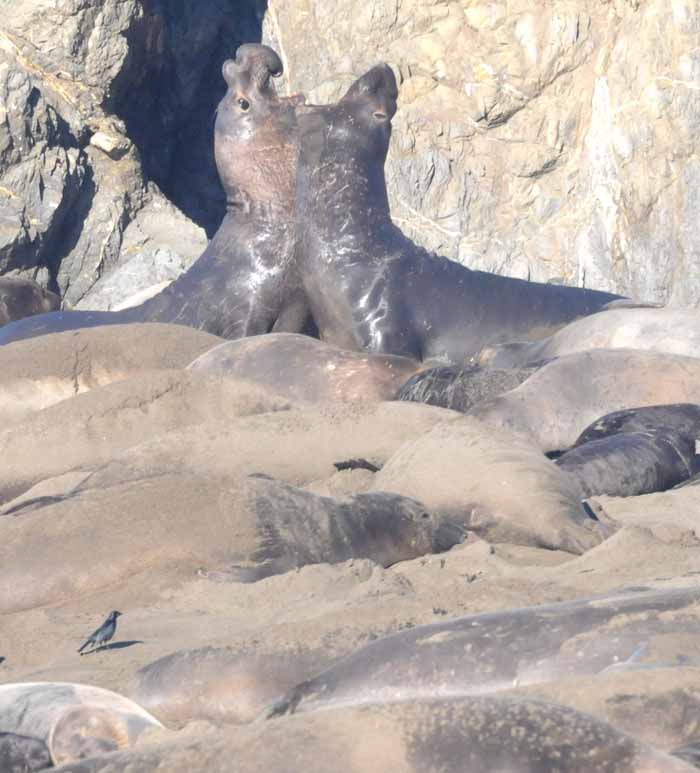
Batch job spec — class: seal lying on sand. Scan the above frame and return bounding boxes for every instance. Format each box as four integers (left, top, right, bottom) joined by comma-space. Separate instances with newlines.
393, 364, 535, 413
0, 44, 310, 346
0, 277, 59, 326
187, 332, 419, 403
267, 584, 700, 717
0, 682, 162, 768
478, 306, 700, 368
555, 404, 700, 497
295, 65, 625, 365
0, 472, 462, 612
51, 694, 696, 772
469, 348, 700, 452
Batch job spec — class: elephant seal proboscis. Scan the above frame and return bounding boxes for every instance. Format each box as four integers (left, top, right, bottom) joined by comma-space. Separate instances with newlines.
0, 682, 162, 769
0, 44, 310, 346
266, 584, 700, 717
294, 64, 625, 365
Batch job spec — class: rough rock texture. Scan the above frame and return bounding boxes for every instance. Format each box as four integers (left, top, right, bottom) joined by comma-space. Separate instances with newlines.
265, 0, 700, 306
0, 0, 264, 305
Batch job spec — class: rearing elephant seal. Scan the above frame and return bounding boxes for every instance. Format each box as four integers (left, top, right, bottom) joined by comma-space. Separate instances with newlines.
0, 44, 310, 346
295, 65, 624, 365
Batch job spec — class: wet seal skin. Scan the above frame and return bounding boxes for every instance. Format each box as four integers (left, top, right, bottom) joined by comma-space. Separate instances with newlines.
266, 584, 700, 717
0, 44, 311, 346
555, 403, 700, 497
294, 64, 626, 366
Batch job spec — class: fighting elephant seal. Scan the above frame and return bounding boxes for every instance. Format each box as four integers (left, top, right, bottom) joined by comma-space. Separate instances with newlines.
51, 695, 696, 772
555, 404, 700, 498
187, 333, 419, 402
479, 307, 700, 368
0, 277, 59, 326
469, 348, 700, 452
295, 65, 625, 365
267, 584, 700, 717
0, 682, 162, 768
0, 44, 310, 346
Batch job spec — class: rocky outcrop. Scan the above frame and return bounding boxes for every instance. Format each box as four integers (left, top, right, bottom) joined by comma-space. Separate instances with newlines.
265, 0, 700, 306
1, 0, 699, 309
0, 0, 263, 307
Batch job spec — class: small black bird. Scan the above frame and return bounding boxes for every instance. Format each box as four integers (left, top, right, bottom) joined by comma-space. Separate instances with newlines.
78, 611, 122, 655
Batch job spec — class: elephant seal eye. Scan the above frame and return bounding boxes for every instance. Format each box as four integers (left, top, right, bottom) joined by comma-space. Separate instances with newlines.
238, 98, 250, 111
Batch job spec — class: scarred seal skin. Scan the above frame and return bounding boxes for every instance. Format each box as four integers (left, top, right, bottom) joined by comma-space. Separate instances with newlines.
555, 403, 700, 497
294, 64, 624, 366
266, 584, 700, 717
0, 44, 310, 346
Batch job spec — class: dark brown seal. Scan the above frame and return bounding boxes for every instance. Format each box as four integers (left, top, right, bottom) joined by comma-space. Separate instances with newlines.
0, 44, 310, 345
295, 65, 625, 365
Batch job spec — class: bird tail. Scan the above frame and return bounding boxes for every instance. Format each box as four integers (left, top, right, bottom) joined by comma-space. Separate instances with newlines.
77, 639, 90, 654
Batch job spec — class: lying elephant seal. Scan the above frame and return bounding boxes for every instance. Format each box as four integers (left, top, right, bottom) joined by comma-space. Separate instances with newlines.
0, 471, 463, 612
187, 332, 419, 402
0, 682, 162, 769
267, 584, 700, 717
555, 404, 700, 497
51, 695, 696, 772
478, 307, 700, 368
469, 348, 700, 452
393, 364, 535, 412
0, 44, 310, 346
295, 65, 625, 366
0, 277, 59, 326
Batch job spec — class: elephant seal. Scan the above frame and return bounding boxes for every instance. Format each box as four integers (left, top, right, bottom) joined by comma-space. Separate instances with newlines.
393, 364, 535, 412
469, 348, 700, 452
555, 404, 700, 497
0, 44, 309, 346
479, 307, 700, 368
295, 65, 625, 365
0, 471, 463, 612
55, 695, 697, 772
0, 682, 162, 768
187, 332, 419, 403
267, 584, 700, 717
0, 276, 59, 326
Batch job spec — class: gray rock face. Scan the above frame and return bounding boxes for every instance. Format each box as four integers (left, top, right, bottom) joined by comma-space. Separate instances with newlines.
264, 0, 700, 306
0, 0, 263, 306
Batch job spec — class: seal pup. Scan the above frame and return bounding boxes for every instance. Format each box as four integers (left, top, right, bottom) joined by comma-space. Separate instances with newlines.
554, 404, 700, 497
295, 65, 625, 365
0, 44, 310, 346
